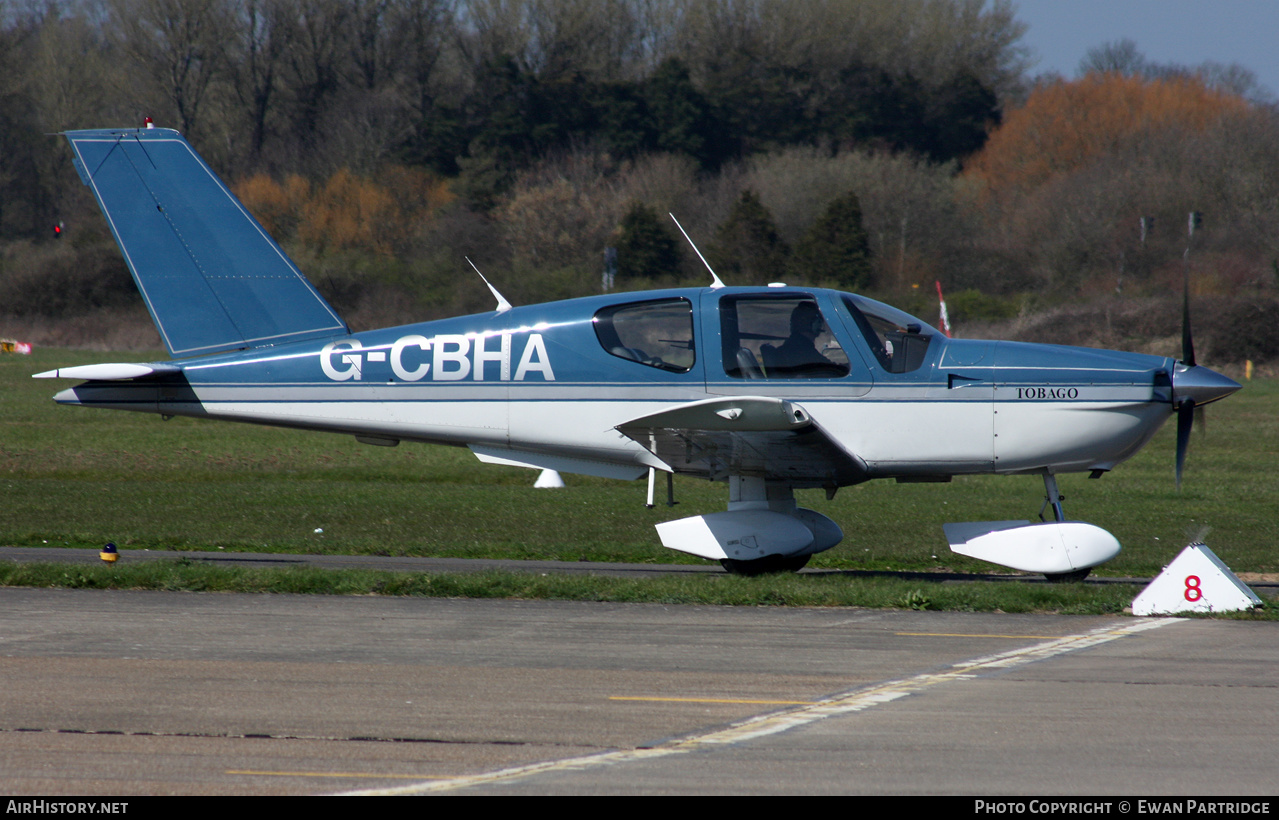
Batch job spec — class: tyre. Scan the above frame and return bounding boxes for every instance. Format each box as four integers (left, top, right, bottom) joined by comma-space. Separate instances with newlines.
719, 554, 811, 576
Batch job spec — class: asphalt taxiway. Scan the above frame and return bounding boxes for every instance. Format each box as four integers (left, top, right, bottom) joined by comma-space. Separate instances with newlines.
0, 579, 1275, 795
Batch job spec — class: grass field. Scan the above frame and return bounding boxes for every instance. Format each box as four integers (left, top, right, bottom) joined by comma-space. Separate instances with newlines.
2, 347, 1276, 612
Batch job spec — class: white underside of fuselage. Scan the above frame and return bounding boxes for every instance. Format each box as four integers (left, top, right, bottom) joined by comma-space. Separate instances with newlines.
184, 389, 1170, 481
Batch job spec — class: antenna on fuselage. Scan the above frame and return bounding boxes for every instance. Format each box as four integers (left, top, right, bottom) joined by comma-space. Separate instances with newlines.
466, 257, 512, 314
669, 213, 725, 289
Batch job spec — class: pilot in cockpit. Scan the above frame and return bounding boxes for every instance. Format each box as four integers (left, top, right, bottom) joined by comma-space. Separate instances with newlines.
761, 301, 838, 375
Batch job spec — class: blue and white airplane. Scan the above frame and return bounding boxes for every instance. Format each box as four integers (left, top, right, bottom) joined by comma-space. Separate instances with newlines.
37, 126, 1241, 579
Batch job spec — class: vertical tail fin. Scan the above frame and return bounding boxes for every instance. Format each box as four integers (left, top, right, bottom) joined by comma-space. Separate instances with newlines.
65, 128, 347, 357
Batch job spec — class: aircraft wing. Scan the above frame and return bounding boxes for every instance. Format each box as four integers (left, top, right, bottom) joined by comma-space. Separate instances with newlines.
616, 397, 867, 486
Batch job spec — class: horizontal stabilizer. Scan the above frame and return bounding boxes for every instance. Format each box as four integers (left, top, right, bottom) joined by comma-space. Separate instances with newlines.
33, 363, 179, 381
65, 128, 347, 357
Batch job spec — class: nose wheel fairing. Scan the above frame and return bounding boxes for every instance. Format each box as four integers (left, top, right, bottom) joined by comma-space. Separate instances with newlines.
944, 519, 1120, 575
944, 473, 1121, 575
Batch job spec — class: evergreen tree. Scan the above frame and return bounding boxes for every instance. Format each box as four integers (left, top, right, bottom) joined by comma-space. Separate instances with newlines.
643, 58, 724, 168
791, 192, 872, 289
596, 81, 651, 159
710, 190, 789, 285
615, 203, 681, 281
918, 72, 1001, 163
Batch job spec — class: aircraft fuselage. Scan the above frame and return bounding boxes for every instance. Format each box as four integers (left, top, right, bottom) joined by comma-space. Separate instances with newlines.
52, 286, 1187, 485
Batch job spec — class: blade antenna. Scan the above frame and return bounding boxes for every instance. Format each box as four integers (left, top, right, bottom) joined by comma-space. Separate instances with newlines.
467, 257, 512, 314
669, 213, 725, 289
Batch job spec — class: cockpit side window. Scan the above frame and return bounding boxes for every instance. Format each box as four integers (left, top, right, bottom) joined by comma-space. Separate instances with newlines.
593, 298, 695, 372
721, 295, 850, 379
841, 295, 933, 373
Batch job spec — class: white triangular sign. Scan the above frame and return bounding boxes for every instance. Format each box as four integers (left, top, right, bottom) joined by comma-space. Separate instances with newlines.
1132, 543, 1262, 616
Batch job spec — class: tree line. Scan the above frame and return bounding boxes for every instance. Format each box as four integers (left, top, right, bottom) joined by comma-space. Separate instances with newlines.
0, 0, 1022, 230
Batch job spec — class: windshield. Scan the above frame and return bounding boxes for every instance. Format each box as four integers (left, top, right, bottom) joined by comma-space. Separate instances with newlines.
839, 293, 936, 374
843, 294, 936, 336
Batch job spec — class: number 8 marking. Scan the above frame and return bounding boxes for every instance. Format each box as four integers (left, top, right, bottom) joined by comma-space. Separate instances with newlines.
1184, 575, 1202, 602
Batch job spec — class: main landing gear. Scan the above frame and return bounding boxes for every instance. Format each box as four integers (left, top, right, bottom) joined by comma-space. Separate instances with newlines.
655, 476, 842, 576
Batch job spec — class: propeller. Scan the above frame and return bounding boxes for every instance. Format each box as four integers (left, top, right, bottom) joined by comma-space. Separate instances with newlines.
1175, 270, 1195, 490
1171, 267, 1240, 488
1174, 395, 1194, 490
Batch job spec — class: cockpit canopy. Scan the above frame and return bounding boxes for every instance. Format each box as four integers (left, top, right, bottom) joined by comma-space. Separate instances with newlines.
591, 289, 936, 379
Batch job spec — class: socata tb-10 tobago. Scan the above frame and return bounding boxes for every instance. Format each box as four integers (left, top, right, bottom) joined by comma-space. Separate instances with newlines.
38, 125, 1240, 579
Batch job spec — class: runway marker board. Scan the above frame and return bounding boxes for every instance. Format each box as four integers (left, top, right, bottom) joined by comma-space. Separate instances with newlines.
1132, 543, 1262, 616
